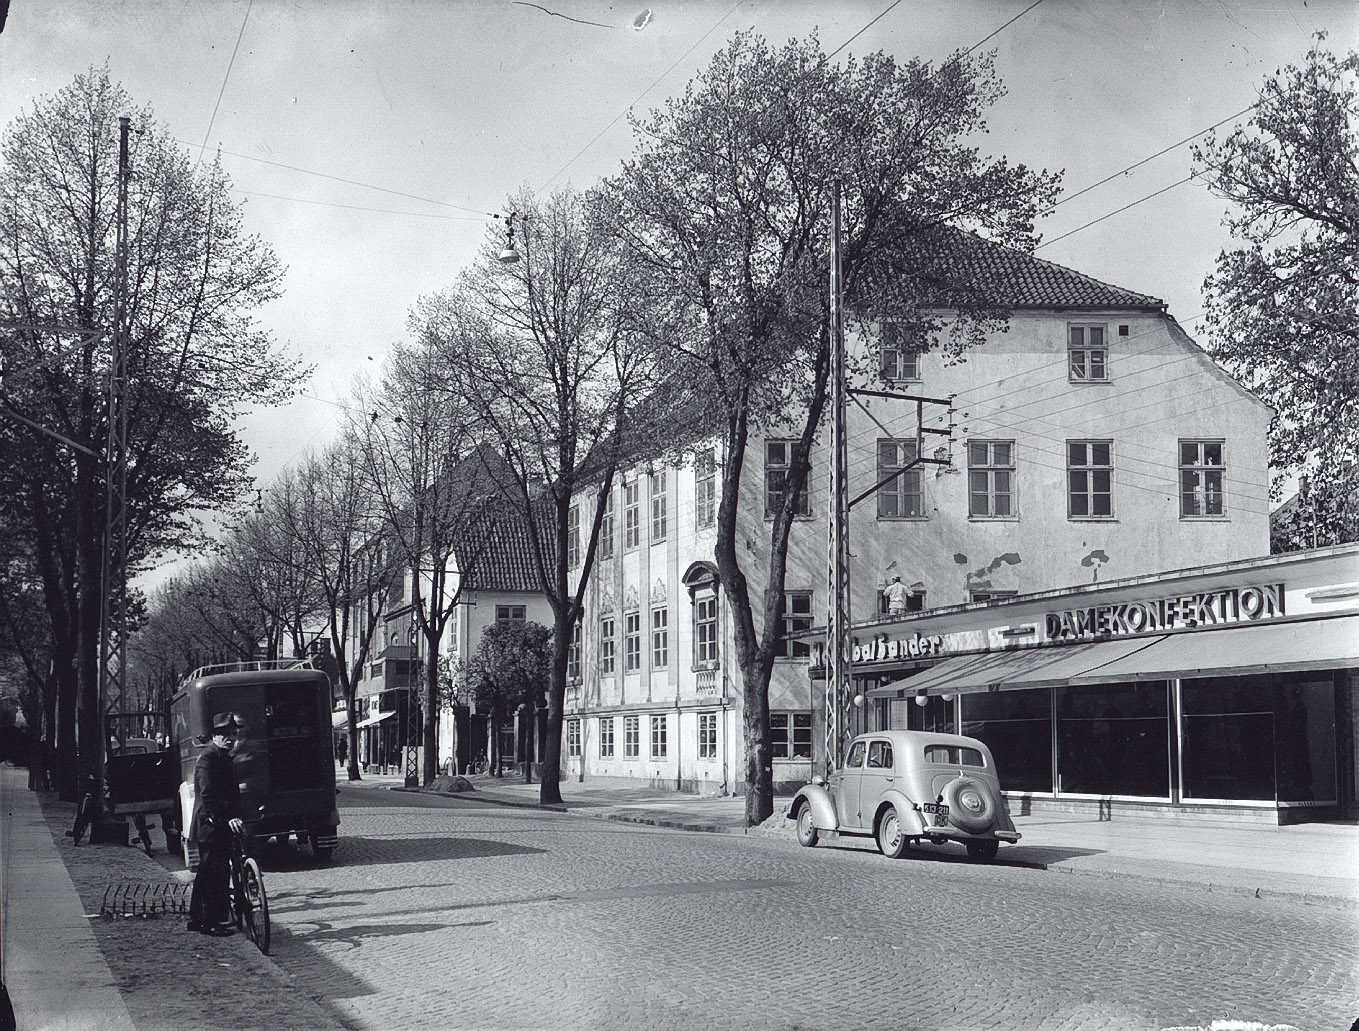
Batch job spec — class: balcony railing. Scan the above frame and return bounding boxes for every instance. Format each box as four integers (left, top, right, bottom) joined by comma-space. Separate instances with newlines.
695, 669, 720, 696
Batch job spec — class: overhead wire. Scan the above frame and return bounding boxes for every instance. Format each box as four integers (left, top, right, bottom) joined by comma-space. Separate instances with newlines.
196, 0, 254, 167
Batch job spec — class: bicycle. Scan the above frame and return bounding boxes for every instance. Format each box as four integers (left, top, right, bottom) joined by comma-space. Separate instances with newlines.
68, 780, 99, 846
226, 827, 270, 955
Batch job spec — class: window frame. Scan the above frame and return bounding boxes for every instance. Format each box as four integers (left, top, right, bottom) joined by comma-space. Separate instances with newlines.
1179, 438, 1227, 518
1066, 439, 1115, 520
769, 711, 814, 760
875, 438, 925, 520
764, 439, 811, 519
599, 616, 616, 676
567, 503, 580, 569
693, 592, 719, 669
650, 714, 667, 758
598, 716, 614, 758
650, 469, 667, 541
624, 611, 641, 673
773, 591, 813, 660
567, 620, 582, 682
566, 718, 581, 758
623, 714, 640, 758
967, 439, 1017, 519
651, 606, 669, 669
1068, 323, 1110, 383
880, 322, 922, 382
698, 711, 718, 760
599, 491, 615, 559
695, 449, 716, 530
495, 604, 526, 625
624, 479, 640, 550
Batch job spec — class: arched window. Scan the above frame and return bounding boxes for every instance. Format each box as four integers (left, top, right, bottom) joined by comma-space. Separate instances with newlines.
683, 561, 720, 670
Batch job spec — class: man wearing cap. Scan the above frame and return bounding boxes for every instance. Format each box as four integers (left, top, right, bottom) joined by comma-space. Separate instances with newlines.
187, 712, 244, 936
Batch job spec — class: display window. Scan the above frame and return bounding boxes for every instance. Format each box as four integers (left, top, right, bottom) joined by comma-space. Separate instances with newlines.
961, 688, 1053, 794
1056, 681, 1169, 798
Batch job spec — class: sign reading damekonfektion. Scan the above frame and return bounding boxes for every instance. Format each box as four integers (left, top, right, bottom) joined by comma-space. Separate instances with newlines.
1045, 582, 1285, 642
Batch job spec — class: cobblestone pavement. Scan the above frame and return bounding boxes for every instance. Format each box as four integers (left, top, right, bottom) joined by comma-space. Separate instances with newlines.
201, 783, 1358, 1031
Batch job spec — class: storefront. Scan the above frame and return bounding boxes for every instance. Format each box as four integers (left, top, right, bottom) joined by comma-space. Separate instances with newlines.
820, 545, 1359, 824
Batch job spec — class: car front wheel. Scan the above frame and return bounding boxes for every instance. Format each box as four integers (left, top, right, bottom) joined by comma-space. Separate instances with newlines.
876, 808, 909, 859
795, 804, 819, 848
966, 839, 1000, 862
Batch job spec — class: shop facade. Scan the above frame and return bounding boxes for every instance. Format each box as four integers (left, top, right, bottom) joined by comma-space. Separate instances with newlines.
822, 545, 1359, 823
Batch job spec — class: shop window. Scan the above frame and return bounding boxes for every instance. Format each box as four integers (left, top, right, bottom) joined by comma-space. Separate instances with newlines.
1067, 440, 1114, 518
650, 715, 667, 758
624, 611, 641, 673
599, 492, 614, 559
961, 689, 1052, 793
495, 605, 526, 625
695, 449, 716, 529
876, 439, 924, 518
624, 479, 640, 550
698, 711, 717, 759
1180, 440, 1226, 517
567, 504, 580, 569
1056, 681, 1168, 797
650, 469, 667, 541
1181, 675, 1274, 801
770, 712, 813, 759
1068, 324, 1108, 382
968, 440, 1015, 517
774, 591, 813, 659
765, 440, 811, 518
566, 718, 581, 758
600, 617, 615, 676
651, 607, 669, 668
880, 322, 922, 381
599, 716, 614, 758
624, 715, 640, 758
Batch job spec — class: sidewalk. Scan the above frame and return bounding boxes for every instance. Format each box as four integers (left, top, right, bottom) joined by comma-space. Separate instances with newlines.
0, 764, 344, 1031
393, 771, 1359, 908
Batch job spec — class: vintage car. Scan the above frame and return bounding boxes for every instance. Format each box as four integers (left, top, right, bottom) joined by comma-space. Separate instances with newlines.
786, 729, 1020, 861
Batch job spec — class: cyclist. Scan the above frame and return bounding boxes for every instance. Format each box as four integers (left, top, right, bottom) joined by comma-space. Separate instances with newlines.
186, 712, 244, 937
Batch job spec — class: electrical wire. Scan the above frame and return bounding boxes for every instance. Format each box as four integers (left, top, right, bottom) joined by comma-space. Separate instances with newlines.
1036, 174, 1199, 251
197, 0, 254, 167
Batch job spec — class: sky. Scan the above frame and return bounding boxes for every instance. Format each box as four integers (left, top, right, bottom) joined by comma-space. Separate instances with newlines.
1, 0, 1355, 593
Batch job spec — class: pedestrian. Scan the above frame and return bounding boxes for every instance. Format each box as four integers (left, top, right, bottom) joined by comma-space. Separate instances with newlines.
186, 712, 243, 937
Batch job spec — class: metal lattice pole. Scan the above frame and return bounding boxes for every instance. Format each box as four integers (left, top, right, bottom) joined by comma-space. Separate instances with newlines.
824, 183, 851, 777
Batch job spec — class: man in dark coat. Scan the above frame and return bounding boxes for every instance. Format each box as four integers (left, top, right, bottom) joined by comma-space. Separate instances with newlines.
187, 712, 244, 935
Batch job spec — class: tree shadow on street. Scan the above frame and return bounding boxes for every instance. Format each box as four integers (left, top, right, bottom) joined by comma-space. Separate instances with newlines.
254, 834, 546, 870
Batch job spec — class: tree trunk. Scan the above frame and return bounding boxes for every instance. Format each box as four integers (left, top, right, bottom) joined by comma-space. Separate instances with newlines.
539, 612, 570, 805
422, 647, 438, 785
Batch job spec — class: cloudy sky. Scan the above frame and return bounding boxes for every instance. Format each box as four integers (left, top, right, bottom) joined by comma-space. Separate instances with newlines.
1, 0, 1354, 586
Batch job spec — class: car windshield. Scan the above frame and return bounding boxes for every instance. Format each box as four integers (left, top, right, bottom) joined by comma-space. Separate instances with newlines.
924, 744, 984, 767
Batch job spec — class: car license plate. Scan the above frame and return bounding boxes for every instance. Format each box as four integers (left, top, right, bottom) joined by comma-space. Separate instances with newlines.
922, 803, 949, 824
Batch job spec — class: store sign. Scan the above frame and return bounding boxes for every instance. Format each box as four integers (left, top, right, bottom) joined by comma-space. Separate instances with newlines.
807, 631, 946, 670
1045, 582, 1285, 641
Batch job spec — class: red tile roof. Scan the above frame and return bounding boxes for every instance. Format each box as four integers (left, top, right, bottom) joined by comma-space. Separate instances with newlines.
459, 499, 555, 594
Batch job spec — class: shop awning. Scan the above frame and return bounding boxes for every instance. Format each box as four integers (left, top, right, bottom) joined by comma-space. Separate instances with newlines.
865, 635, 1168, 699
331, 709, 349, 729
355, 710, 397, 729
1070, 614, 1359, 683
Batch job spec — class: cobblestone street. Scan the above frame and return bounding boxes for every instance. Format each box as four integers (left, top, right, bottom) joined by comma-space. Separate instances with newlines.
170, 783, 1358, 1031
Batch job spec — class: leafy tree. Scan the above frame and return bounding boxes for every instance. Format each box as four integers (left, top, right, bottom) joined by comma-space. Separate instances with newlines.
1194, 35, 1359, 549
466, 620, 553, 777
602, 31, 1060, 825
0, 69, 302, 796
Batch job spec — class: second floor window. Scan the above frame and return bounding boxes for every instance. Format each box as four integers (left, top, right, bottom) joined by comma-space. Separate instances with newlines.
624, 479, 640, 550
695, 449, 716, 529
876, 439, 924, 518
765, 440, 810, 518
599, 492, 614, 559
651, 607, 669, 668
624, 715, 640, 758
880, 322, 921, 381
650, 469, 667, 541
624, 611, 641, 672
698, 711, 718, 759
600, 617, 616, 675
694, 594, 719, 667
567, 620, 582, 681
1068, 440, 1113, 518
1069, 324, 1108, 382
1180, 440, 1225, 517
968, 440, 1015, 517
495, 605, 526, 625
599, 717, 614, 758
774, 591, 813, 659
567, 504, 580, 569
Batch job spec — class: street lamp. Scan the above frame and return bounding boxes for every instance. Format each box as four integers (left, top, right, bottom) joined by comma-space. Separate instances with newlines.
498, 212, 521, 264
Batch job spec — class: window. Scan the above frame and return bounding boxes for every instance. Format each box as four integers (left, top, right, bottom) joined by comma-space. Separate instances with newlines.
878, 584, 926, 616
624, 611, 641, 672
770, 712, 813, 759
694, 594, 719, 667
567, 504, 580, 569
961, 688, 1051, 793
599, 492, 614, 559
599, 716, 614, 758
845, 740, 866, 768
876, 439, 924, 518
651, 607, 669, 668
650, 715, 667, 758
624, 479, 640, 550
495, 605, 526, 625
880, 322, 921, 381
566, 718, 581, 758
924, 744, 984, 767
1067, 440, 1113, 518
866, 739, 894, 769
774, 591, 813, 659
650, 469, 667, 541
1068, 324, 1108, 382
1180, 440, 1225, 517
567, 620, 582, 681
765, 440, 810, 517
624, 715, 640, 758
968, 440, 1015, 518
695, 449, 716, 529
698, 711, 717, 759
600, 617, 615, 675
969, 589, 1018, 604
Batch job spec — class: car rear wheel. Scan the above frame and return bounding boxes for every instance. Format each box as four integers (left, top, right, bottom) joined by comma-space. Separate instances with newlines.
943, 776, 997, 834
876, 808, 909, 859
795, 804, 819, 848
966, 839, 1000, 862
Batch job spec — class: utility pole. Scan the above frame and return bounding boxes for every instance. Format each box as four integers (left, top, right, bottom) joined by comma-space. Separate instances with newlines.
96, 115, 132, 813
824, 183, 850, 776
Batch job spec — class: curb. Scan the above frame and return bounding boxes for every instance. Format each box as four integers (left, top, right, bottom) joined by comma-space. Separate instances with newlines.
392, 785, 1359, 909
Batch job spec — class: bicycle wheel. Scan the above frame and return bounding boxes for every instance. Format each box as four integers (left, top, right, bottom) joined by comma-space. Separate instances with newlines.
70, 794, 96, 846
242, 857, 270, 955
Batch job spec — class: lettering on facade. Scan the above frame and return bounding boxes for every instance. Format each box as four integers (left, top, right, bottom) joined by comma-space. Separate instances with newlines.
1044, 582, 1285, 642
808, 632, 946, 670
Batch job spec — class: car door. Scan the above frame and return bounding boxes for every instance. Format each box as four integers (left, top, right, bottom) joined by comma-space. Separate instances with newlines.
833, 740, 866, 829
860, 738, 896, 820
